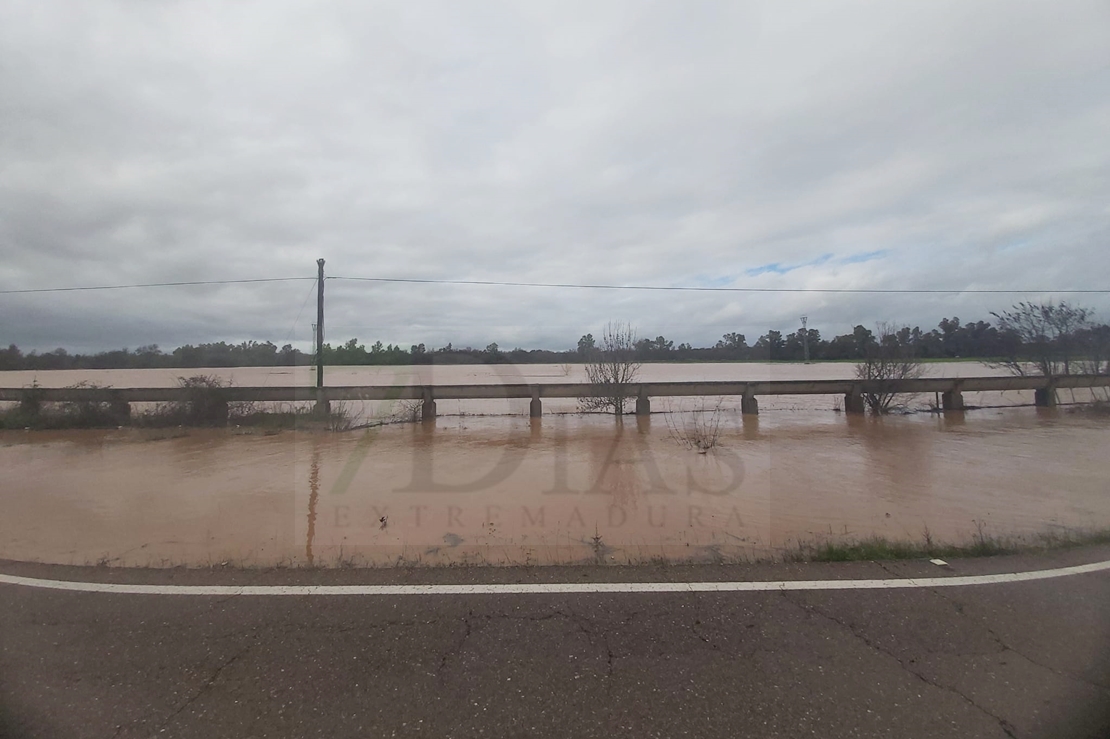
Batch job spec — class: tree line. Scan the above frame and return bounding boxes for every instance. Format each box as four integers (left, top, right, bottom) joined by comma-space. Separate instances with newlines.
1, 302, 1106, 374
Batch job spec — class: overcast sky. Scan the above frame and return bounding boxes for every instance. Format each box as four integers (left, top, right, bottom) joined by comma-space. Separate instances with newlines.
2, 0, 1108, 353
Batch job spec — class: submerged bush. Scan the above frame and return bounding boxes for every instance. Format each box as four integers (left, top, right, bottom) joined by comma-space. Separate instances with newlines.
19, 381, 45, 416
0, 406, 36, 429
1068, 400, 1110, 417
2, 376, 361, 431
664, 401, 723, 452
137, 375, 230, 427
0, 381, 127, 429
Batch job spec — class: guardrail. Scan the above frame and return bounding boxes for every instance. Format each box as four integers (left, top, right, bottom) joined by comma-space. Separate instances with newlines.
2, 374, 1108, 417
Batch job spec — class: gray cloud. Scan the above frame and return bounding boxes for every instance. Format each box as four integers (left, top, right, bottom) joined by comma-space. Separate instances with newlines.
2, 0, 1109, 353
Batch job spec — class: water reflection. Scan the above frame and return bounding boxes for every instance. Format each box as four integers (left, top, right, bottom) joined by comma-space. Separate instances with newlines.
306, 443, 320, 566
856, 416, 935, 507
938, 410, 966, 429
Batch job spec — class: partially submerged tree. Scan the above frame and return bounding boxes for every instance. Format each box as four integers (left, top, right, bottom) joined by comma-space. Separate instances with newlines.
855, 322, 924, 414
990, 301, 1093, 378
580, 321, 641, 416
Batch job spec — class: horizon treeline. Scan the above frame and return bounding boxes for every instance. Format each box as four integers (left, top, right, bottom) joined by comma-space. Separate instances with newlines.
2, 312, 1108, 371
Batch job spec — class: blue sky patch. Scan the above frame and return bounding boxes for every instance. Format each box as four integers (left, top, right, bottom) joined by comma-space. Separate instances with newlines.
744, 252, 834, 277
837, 249, 888, 265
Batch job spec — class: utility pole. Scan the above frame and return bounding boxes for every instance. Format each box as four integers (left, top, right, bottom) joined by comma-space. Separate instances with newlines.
801, 315, 810, 364
316, 258, 325, 388
315, 258, 328, 414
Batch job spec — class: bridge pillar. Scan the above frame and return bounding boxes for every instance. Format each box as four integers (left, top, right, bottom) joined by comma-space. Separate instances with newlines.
530, 387, 542, 418
314, 387, 330, 416
741, 390, 759, 415
941, 389, 964, 412
1034, 386, 1056, 408
844, 388, 866, 414
635, 389, 650, 416
421, 388, 437, 420
108, 392, 131, 423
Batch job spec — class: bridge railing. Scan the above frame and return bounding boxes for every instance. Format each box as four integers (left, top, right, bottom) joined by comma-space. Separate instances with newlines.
2, 374, 1107, 416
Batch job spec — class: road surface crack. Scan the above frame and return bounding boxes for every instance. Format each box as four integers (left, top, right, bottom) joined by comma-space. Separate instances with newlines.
150, 645, 251, 736
560, 603, 617, 724
690, 592, 721, 651
928, 588, 1110, 693
436, 611, 473, 682
781, 591, 1019, 738
873, 560, 902, 579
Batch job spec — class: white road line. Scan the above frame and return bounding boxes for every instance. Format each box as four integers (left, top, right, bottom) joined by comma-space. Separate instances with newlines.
1, 559, 1108, 596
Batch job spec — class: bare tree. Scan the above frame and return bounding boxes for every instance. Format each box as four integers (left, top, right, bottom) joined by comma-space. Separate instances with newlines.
855, 322, 924, 414
990, 301, 1093, 378
579, 321, 641, 416
664, 399, 723, 452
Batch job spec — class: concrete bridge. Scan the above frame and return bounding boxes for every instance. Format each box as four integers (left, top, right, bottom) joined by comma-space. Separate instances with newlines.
3, 374, 1108, 419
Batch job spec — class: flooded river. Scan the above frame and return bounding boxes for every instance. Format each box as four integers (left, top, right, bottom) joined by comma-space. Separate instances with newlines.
0, 358, 1061, 390
1, 363, 1108, 567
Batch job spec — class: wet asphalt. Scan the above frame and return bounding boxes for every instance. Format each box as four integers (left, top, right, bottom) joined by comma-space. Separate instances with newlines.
2, 548, 1110, 739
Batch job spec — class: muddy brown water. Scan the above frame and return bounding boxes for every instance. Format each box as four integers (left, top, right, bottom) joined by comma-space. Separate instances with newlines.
0, 359, 1061, 389
1, 363, 1108, 567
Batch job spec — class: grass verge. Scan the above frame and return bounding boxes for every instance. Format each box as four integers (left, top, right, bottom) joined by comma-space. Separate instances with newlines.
787, 525, 1110, 563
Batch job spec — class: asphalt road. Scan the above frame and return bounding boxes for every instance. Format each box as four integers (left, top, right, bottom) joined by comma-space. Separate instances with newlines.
2, 548, 1110, 739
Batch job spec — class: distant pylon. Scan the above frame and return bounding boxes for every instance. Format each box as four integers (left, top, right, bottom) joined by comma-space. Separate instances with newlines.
801, 315, 810, 363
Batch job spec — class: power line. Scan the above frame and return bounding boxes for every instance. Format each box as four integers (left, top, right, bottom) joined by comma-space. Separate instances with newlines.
2, 274, 1107, 296
0, 277, 315, 295
330, 276, 1110, 295
258, 279, 321, 389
